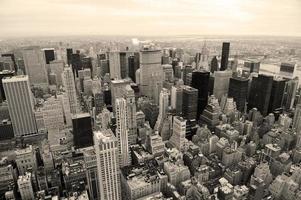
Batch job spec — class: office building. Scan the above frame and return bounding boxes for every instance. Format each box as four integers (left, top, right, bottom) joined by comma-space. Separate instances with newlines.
155, 88, 169, 131
293, 104, 301, 134
139, 45, 163, 104
62, 66, 78, 114
124, 85, 137, 145
42, 96, 65, 131
228, 77, 249, 112
171, 85, 183, 115
49, 60, 64, 86
1, 53, 17, 72
66, 48, 73, 65
268, 78, 286, 113
22, 47, 48, 88
244, 60, 260, 73
115, 98, 130, 167
210, 56, 219, 73
94, 129, 121, 200
3, 75, 37, 137
108, 51, 121, 80
82, 147, 100, 200
279, 62, 296, 79
42, 48, 55, 64
72, 113, 93, 149
182, 85, 198, 120
111, 78, 131, 111
17, 172, 34, 200
128, 53, 140, 82
170, 116, 187, 151
282, 77, 299, 111
71, 51, 82, 77
0, 70, 14, 102
213, 70, 232, 100
162, 64, 174, 82
191, 70, 210, 119
15, 145, 37, 175
221, 42, 230, 71
248, 74, 273, 116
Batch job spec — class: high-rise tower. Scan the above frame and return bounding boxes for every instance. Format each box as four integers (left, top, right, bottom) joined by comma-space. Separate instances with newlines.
94, 129, 121, 200
220, 42, 230, 71
3, 75, 37, 137
62, 66, 78, 114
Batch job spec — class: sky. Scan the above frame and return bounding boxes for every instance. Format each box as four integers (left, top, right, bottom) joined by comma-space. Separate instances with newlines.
0, 0, 300, 38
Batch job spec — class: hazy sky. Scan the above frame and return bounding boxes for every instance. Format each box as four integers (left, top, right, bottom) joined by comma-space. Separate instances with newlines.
0, 0, 300, 37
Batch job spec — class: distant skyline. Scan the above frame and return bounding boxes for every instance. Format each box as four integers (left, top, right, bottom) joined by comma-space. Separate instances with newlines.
0, 0, 300, 38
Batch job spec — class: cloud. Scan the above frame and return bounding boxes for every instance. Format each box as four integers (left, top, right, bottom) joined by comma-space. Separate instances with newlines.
0, 0, 300, 37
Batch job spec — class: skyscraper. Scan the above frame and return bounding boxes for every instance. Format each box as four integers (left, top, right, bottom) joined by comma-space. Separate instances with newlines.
108, 51, 121, 80
139, 45, 163, 104
248, 74, 273, 116
155, 88, 170, 131
62, 66, 78, 114
191, 70, 210, 119
182, 85, 198, 120
17, 172, 34, 200
268, 78, 286, 113
293, 104, 301, 134
170, 116, 187, 151
72, 113, 93, 149
115, 98, 130, 167
66, 48, 73, 65
0, 70, 14, 102
3, 75, 37, 137
94, 129, 121, 200
282, 77, 299, 111
171, 85, 183, 115
128, 53, 140, 83
213, 70, 232, 100
228, 77, 249, 112
124, 85, 137, 145
210, 56, 219, 73
42, 48, 55, 64
221, 42, 230, 71
22, 47, 48, 88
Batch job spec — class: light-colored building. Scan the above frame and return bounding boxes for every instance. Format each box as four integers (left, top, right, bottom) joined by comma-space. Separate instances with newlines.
155, 88, 169, 131
82, 147, 100, 200
94, 129, 121, 200
115, 98, 130, 167
110, 78, 131, 111
109, 51, 121, 80
62, 67, 78, 114
22, 47, 48, 88
49, 60, 64, 86
163, 161, 190, 189
42, 96, 65, 131
170, 116, 187, 151
15, 145, 37, 175
124, 85, 137, 145
17, 172, 34, 200
139, 46, 163, 104
213, 70, 232, 100
3, 75, 37, 137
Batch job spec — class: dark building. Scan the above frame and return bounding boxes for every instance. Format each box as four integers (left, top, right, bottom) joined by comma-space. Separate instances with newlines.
72, 113, 93, 149
208, 75, 215, 95
220, 42, 230, 71
104, 87, 112, 106
0, 120, 14, 140
128, 53, 140, 83
228, 77, 249, 112
248, 74, 273, 116
0, 70, 14, 102
191, 70, 210, 119
210, 56, 219, 73
71, 51, 82, 77
2, 53, 17, 72
66, 48, 73, 65
268, 79, 286, 113
119, 52, 128, 79
43, 49, 55, 64
182, 85, 198, 120
171, 59, 179, 75
244, 60, 260, 73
